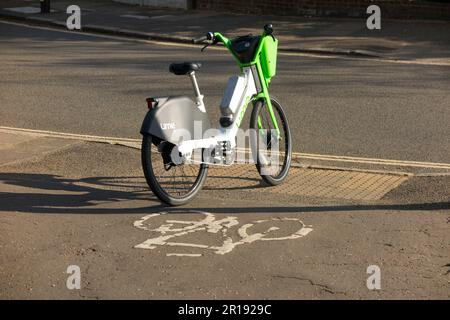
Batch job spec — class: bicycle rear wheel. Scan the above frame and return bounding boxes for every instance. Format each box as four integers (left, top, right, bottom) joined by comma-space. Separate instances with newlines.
250, 98, 292, 185
141, 134, 208, 206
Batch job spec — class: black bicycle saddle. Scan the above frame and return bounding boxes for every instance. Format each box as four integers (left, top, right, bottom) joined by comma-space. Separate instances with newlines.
169, 62, 202, 75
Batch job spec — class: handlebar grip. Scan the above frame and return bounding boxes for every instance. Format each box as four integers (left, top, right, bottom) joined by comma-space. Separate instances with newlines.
192, 35, 208, 44
192, 32, 214, 44
264, 24, 274, 35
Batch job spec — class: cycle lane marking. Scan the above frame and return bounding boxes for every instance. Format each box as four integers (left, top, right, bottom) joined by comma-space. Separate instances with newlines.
133, 211, 313, 257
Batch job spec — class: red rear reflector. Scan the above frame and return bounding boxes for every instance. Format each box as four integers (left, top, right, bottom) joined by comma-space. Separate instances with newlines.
146, 97, 158, 110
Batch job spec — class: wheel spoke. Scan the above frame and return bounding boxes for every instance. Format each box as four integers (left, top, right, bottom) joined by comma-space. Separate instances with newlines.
255, 100, 290, 180
146, 139, 205, 199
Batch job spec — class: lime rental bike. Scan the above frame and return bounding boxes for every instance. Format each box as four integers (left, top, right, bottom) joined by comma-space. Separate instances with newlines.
140, 24, 292, 205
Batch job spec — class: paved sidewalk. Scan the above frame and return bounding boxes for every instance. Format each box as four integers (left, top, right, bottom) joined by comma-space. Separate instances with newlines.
1, 128, 449, 203
0, 131, 80, 167
1, 0, 450, 63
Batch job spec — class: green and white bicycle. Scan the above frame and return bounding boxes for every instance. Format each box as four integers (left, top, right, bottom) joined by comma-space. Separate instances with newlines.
140, 24, 292, 205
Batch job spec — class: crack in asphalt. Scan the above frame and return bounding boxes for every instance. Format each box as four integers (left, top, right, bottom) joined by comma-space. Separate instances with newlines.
443, 264, 450, 276
271, 274, 338, 294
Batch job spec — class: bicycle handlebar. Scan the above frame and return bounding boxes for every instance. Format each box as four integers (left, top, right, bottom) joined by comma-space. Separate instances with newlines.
192, 32, 214, 44
192, 35, 208, 44
192, 25, 274, 48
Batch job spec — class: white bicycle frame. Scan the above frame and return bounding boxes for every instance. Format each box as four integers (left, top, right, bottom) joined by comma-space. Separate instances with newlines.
176, 66, 258, 161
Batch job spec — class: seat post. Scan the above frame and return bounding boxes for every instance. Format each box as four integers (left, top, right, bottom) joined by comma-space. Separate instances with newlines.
189, 71, 201, 97
188, 71, 206, 112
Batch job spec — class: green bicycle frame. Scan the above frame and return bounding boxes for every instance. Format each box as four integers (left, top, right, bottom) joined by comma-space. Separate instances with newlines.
214, 32, 281, 135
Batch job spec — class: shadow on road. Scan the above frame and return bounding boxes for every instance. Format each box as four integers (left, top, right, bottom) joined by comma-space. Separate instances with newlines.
0, 172, 449, 215
188, 202, 450, 214
0, 172, 165, 214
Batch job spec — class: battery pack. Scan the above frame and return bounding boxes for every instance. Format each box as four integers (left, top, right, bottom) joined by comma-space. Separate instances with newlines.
220, 75, 247, 117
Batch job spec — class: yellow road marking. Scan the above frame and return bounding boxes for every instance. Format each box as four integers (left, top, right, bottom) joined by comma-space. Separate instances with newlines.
2, 126, 449, 171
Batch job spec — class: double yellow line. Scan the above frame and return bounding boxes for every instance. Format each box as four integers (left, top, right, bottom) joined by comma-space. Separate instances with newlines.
2, 126, 450, 172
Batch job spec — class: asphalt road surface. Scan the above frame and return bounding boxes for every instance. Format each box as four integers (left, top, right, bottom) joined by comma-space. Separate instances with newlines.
0, 21, 449, 300
0, 139, 449, 299
1, 21, 450, 163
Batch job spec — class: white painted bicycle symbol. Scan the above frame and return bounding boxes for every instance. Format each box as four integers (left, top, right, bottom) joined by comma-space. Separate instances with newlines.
133, 211, 313, 257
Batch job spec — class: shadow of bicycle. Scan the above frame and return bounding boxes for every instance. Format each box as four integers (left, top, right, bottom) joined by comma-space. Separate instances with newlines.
0, 172, 165, 214
0, 172, 448, 215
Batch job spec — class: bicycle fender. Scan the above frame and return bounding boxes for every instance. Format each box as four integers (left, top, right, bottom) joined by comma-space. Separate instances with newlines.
140, 96, 211, 145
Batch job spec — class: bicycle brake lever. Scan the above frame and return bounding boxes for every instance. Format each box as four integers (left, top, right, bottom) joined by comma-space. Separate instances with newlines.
201, 43, 210, 52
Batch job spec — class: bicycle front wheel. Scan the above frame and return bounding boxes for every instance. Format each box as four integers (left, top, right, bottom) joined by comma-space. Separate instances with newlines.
250, 98, 292, 185
141, 134, 208, 206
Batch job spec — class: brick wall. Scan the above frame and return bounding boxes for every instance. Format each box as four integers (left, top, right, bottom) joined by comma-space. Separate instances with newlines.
194, 0, 450, 20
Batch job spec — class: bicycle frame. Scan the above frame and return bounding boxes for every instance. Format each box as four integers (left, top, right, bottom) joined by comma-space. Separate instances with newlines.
176, 31, 281, 161
215, 32, 280, 134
